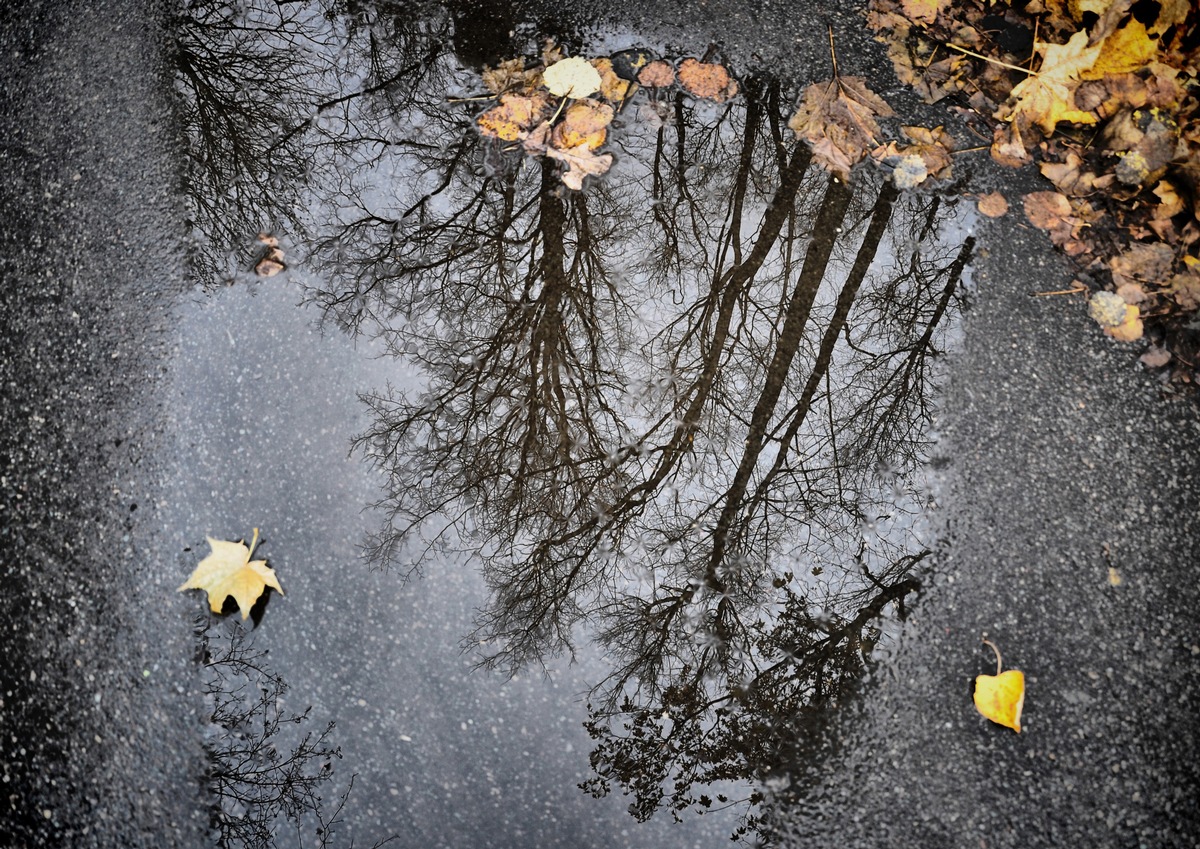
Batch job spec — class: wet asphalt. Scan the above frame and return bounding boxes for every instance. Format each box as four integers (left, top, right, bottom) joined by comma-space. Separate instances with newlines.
2, 0, 1198, 847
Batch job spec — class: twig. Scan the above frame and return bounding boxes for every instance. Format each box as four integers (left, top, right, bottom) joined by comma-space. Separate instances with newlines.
946, 43, 1036, 75
1033, 283, 1087, 296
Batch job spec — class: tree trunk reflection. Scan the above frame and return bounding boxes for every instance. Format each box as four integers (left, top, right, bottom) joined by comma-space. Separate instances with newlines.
173, 1, 975, 834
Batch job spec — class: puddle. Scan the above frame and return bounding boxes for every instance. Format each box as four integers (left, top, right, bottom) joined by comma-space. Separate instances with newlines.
168, 0, 976, 844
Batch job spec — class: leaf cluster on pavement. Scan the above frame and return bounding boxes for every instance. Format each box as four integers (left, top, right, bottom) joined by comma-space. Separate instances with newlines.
867, 0, 1200, 382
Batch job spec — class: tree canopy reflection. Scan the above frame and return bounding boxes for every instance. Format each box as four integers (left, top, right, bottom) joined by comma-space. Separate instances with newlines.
174, 0, 973, 835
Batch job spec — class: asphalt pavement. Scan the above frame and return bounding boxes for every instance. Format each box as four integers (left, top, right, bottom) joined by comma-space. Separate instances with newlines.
2, 1, 1197, 848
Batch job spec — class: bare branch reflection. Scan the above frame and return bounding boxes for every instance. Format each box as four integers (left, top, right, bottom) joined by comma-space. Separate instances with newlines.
173, 2, 974, 835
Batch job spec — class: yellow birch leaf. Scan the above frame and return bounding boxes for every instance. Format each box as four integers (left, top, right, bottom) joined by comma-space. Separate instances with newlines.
542, 56, 602, 99
973, 639, 1025, 732
178, 529, 283, 620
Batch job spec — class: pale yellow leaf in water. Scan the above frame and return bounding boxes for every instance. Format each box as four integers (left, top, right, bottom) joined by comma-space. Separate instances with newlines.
542, 57, 602, 99
178, 529, 283, 620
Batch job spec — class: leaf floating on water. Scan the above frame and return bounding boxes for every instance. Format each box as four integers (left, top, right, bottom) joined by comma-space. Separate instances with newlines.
476, 92, 551, 141
545, 143, 614, 191
542, 56, 602, 99
676, 58, 739, 102
637, 60, 676, 88
178, 528, 283, 620
973, 638, 1025, 733
254, 233, 286, 277
551, 100, 614, 151
790, 76, 895, 181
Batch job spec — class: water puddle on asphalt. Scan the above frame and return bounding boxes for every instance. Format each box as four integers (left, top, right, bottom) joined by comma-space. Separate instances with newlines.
167, 1, 975, 844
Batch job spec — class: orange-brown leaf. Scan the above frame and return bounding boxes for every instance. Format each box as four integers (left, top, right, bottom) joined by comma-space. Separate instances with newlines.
677, 58, 739, 102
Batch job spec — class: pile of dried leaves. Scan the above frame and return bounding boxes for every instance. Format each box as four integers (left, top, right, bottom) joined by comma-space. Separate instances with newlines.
471, 42, 738, 190
867, 0, 1200, 384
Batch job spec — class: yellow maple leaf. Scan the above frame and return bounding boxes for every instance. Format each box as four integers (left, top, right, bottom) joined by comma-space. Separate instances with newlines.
973, 638, 1025, 732
178, 528, 283, 619
1082, 20, 1158, 80
1001, 31, 1101, 134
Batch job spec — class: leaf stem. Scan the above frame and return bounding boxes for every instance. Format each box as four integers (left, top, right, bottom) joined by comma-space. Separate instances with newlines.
946, 43, 1037, 75
982, 637, 1003, 675
247, 527, 261, 559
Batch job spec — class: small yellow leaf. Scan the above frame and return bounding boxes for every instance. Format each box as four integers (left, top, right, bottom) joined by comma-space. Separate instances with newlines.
974, 639, 1025, 732
178, 529, 283, 620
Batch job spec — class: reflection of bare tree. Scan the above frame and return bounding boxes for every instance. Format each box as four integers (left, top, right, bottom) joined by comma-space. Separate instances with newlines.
173, 2, 974, 835
306, 49, 973, 827
172, 0, 457, 280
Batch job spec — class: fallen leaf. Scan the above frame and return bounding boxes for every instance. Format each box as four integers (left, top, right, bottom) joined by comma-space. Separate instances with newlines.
998, 31, 1101, 135
991, 122, 1033, 168
1089, 290, 1144, 340
543, 56, 602, 99
545, 143, 614, 190
1083, 20, 1159, 80
637, 59, 676, 88
976, 192, 1009, 217
900, 0, 948, 25
872, 124, 955, 187
676, 58, 739, 102
1140, 346, 1172, 368
551, 100, 614, 151
590, 57, 636, 102
1023, 191, 1073, 229
482, 58, 541, 95
974, 639, 1025, 733
476, 92, 551, 141
1110, 242, 1175, 288
254, 233, 286, 277
790, 76, 895, 180
178, 528, 283, 620
609, 48, 655, 81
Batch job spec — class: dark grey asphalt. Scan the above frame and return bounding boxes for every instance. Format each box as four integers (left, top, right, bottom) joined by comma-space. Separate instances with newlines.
2, 1, 1198, 848
771, 215, 1200, 847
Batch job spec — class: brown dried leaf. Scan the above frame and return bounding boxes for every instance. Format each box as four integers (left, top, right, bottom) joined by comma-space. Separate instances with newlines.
1023, 191, 1073, 229
482, 58, 540, 95
976, 192, 1010, 218
790, 77, 895, 180
591, 58, 636, 102
991, 122, 1032, 168
677, 58, 739, 102
477, 92, 551, 141
1110, 242, 1175, 288
637, 60, 676, 88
